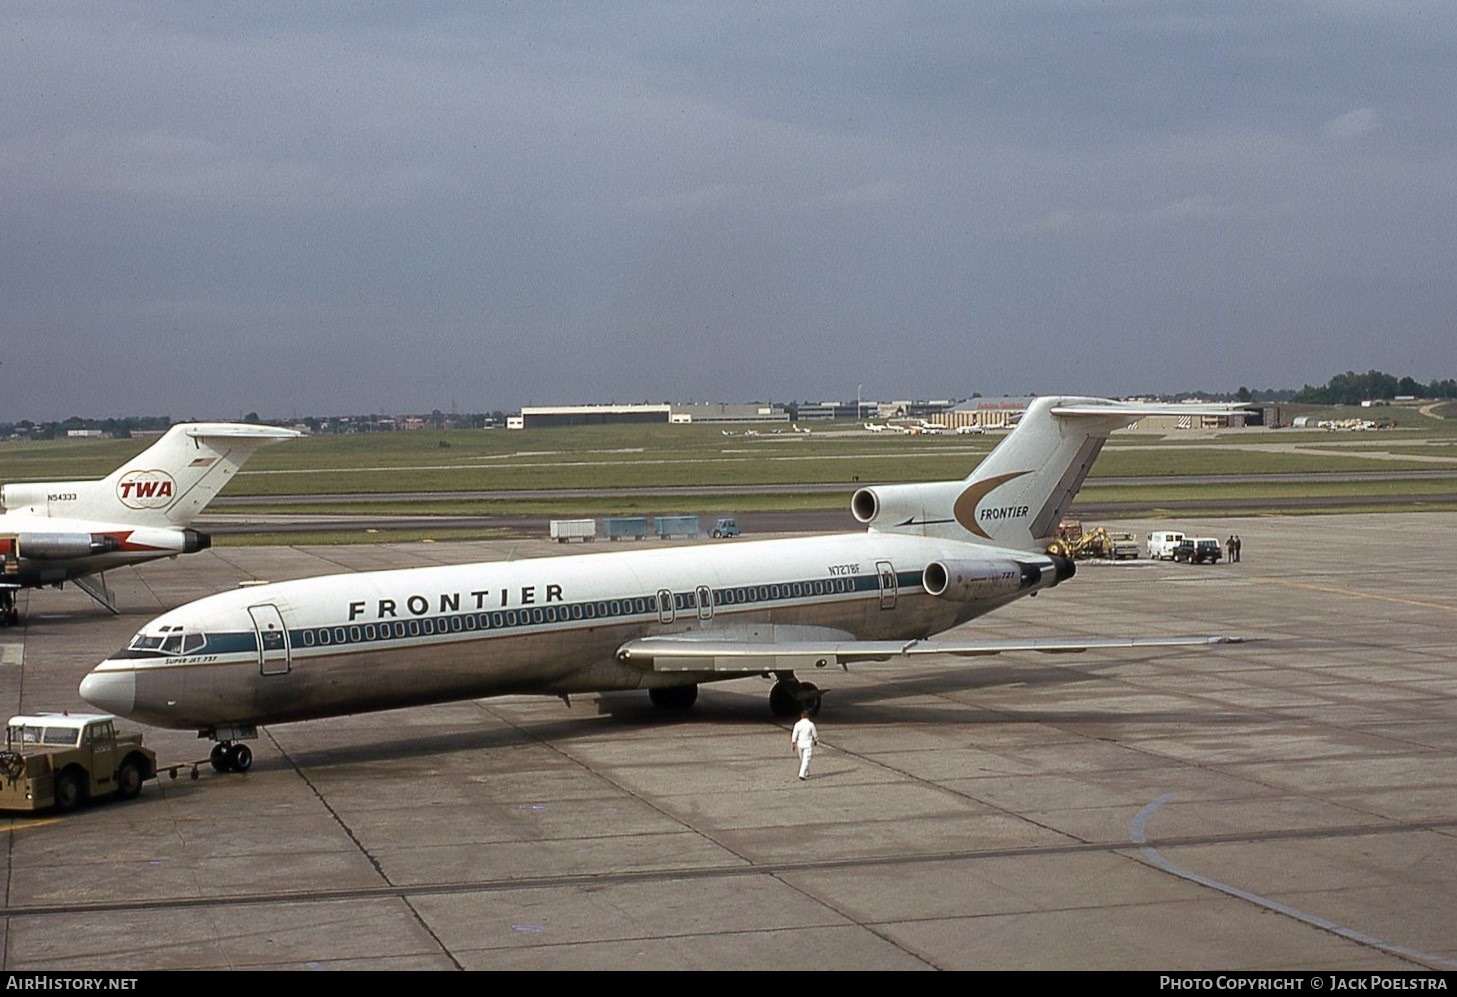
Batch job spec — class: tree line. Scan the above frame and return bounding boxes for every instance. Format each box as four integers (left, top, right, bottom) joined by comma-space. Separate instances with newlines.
1292, 371, 1457, 405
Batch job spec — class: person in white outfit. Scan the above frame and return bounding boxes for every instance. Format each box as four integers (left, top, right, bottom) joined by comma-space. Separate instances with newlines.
790, 711, 819, 780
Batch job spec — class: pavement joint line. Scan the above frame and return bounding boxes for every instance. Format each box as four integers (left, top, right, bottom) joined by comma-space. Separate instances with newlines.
1130, 793, 1457, 971
5, 813, 1455, 922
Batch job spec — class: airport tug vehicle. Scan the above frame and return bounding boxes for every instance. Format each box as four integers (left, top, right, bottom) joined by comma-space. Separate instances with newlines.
0, 712, 157, 812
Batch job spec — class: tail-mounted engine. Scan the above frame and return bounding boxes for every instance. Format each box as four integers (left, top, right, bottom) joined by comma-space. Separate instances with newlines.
851, 481, 964, 533
922, 555, 1074, 602
1, 533, 121, 560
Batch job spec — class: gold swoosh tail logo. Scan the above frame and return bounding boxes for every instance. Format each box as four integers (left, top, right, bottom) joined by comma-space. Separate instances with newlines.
953, 470, 1032, 538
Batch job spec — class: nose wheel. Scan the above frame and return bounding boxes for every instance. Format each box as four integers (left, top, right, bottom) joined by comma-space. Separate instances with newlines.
209, 742, 254, 773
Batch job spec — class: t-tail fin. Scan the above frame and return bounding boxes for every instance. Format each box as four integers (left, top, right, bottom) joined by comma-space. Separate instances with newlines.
852, 397, 1243, 550
1, 424, 299, 527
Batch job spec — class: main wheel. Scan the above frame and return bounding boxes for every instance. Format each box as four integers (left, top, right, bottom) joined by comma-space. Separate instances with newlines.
648, 685, 698, 710
799, 682, 822, 717
230, 744, 254, 772
769, 682, 800, 718
53, 771, 83, 812
209, 743, 233, 773
116, 759, 144, 800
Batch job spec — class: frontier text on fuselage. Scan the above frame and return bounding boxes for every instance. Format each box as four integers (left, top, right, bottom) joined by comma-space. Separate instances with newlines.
347, 585, 565, 622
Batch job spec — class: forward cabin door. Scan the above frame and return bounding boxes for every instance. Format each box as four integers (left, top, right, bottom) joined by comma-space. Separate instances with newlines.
248, 604, 292, 676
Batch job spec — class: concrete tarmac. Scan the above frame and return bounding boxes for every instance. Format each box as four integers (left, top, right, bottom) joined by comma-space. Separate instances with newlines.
1, 513, 1454, 971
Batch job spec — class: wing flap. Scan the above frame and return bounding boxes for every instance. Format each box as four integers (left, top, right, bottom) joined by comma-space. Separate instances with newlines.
617, 634, 1242, 673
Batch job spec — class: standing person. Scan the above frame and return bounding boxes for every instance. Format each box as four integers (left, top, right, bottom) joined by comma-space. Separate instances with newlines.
790, 710, 819, 781
1232, 535, 1242, 563
1226, 535, 1235, 561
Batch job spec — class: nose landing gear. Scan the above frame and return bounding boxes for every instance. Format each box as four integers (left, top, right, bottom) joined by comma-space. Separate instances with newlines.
209, 741, 254, 773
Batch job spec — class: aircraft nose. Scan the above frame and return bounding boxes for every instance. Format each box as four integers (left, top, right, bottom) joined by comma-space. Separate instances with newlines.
79, 668, 136, 717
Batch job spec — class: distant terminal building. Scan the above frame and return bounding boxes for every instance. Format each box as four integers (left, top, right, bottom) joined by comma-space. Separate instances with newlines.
515, 404, 673, 428
941, 397, 1255, 432
943, 397, 1034, 430
796, 400, 864, 421
512, 403, 789, 428
670, 403, 788, 425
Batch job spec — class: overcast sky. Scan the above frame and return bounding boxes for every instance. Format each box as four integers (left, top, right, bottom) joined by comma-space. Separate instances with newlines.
3, 2, 1454, 421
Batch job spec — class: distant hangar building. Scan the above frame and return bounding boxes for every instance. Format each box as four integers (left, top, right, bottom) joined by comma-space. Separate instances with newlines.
510, 403, 787, 429
512, 404, 673, 428
942, 397, 1255, 431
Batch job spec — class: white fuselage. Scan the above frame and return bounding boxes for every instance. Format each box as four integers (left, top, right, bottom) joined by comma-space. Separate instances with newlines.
1, 512, 204, 583
81, 532, 1053, 732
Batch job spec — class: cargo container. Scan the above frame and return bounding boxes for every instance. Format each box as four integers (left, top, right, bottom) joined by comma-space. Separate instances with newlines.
549, 519, 597, 543
655, 516, 699, 539
602, 516, 649, 541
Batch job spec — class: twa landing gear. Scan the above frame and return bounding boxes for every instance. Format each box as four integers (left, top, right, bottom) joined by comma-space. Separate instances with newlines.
769, 677, 821, 719
209, 742, 254, 773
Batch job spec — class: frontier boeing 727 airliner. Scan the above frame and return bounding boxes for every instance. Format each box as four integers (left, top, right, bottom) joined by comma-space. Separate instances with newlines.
81, 397, 1241, 772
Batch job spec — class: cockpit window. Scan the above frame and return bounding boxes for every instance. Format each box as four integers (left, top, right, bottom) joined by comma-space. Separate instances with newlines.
128, 628, 205, 656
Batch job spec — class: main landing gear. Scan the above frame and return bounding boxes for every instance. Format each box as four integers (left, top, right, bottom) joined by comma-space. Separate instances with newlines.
769, 674, 822, 718
643, 676, 825, 718
0, 590, 17, 628
209, 741, 254, 773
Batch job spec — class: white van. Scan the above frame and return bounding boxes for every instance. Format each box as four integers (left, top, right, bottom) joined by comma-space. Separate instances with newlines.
1147, 531, 1185, 560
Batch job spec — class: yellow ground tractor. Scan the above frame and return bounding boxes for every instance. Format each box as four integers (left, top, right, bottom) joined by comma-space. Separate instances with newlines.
0, 713, 157, 812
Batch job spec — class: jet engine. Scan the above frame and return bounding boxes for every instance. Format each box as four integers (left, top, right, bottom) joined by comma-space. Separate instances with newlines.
922, 556, 1074, 602
8, 533, 120, 560
851, 481, 963, 531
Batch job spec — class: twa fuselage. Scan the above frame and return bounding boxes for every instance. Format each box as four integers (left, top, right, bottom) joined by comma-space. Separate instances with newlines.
0, 513, 208, 588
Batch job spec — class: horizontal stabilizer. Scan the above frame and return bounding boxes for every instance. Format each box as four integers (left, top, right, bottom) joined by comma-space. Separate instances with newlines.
617, 634, 1243, 673
182, 425, 302, 441
1048, 402, 1248, 419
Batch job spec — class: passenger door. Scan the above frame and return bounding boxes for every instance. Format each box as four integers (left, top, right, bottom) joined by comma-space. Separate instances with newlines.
248, 604, 292, 676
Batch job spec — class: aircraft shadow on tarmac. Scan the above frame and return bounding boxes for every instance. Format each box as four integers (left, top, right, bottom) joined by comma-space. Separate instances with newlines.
257, 652, 1260, 772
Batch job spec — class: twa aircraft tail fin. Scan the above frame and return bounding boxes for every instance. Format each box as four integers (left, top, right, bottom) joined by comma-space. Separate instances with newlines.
1, 424, 299, 528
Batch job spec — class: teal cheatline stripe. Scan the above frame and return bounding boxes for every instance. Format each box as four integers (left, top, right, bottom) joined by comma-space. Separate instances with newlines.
278, 571, 910, 654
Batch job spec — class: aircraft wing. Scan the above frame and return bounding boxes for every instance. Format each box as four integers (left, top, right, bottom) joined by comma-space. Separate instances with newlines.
617, 633, 1242, 673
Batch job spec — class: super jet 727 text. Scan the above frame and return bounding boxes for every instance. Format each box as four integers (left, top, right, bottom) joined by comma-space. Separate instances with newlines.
82, 397, 1242, 773
1, 424, 298, 624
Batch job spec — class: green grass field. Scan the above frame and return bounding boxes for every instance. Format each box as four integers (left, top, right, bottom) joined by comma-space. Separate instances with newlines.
4, 404, 1454, 522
